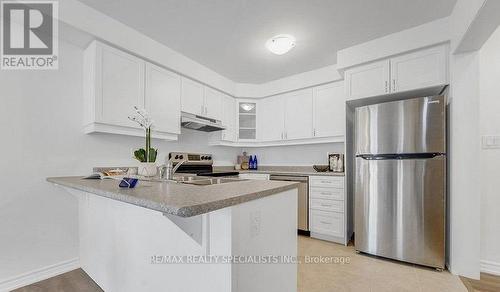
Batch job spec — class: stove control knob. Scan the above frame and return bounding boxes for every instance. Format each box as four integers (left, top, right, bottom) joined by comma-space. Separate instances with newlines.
179, 155, 184, 159
207, 156, 212, 160
175, 155, 179, 159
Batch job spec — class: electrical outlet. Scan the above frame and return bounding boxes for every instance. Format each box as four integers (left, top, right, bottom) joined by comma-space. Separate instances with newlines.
482, 136, 500, 149
250, 211, 261, 238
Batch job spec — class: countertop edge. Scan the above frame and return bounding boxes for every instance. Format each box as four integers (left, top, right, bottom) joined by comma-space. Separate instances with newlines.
46, 177, 299, 217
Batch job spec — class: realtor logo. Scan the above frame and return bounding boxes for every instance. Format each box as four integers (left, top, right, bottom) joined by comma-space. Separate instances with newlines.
1, 1, 58, 69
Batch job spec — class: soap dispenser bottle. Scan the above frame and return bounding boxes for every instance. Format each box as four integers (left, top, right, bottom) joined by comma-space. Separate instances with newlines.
254, 155, 258, 170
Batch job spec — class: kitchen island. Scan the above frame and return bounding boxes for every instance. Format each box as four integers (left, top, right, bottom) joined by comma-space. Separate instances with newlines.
47, 176, 299, 292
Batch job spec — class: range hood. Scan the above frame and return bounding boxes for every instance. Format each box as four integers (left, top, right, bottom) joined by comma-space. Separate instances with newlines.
181, 112, 225, 132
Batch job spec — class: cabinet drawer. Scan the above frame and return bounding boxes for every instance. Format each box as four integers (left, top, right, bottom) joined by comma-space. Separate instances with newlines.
310, 187, 344, 200
310, 198, 344, 212
309, 176, 344, 188
310, 210, 344, 238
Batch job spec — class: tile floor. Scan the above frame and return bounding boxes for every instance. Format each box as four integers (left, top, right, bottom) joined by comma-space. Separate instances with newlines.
298, 235, 467, 292
15, 235, 469, 292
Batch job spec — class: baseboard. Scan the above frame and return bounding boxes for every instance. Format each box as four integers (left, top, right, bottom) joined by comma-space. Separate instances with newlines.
0, 258, 80, 292
481, 260, 500, 276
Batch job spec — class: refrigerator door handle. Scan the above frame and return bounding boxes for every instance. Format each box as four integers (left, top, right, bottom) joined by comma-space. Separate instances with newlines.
356, 153, 444, 160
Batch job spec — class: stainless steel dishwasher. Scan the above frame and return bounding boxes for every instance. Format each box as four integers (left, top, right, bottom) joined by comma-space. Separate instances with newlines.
269, 175, 309, 232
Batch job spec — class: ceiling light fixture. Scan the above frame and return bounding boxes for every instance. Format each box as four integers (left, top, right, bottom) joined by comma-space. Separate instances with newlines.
265, 34, 296, 55
240, 103, 255, 112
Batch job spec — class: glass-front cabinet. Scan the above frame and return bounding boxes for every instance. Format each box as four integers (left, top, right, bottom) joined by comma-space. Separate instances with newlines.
238, 101, 257, 140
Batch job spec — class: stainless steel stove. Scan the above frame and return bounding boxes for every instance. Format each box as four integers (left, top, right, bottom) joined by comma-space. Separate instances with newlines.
168, 152, 239, 177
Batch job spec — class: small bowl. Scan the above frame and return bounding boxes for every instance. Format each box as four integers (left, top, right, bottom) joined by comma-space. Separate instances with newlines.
313, 165, 330, 172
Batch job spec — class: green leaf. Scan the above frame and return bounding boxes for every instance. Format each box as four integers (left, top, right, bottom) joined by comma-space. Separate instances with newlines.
148, 148, 157, 163
134, 148, 146, 162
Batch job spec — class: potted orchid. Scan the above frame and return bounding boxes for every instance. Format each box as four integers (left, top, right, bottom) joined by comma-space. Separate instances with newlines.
128, 106, 158, 177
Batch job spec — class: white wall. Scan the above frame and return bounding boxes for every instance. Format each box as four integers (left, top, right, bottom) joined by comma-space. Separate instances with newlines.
450, 0, 486, 52
448, 51, 481, 279
244, 143, 344, 166
478, 26, 500, 275
0, 40, 239, 288
336, 17, 450, 70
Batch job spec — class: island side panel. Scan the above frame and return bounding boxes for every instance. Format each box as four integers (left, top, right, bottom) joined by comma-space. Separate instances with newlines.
76, 189, 232, 292
230, 188, 298, 292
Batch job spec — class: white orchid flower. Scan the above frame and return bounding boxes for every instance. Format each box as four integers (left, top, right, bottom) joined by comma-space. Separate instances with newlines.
128, 106, 154, 129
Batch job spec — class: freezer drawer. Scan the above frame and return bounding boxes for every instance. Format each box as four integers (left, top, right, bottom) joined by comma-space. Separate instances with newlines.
355, 95, 446, 155
354, 156, 446, 268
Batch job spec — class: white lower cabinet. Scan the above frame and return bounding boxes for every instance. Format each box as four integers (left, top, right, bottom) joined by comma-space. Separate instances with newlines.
309, 176, 348, 245
310, 210, 344, 238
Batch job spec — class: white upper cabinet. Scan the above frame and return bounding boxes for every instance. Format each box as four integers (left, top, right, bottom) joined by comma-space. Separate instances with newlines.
390, 45, 447, 93
313, 82, 346, 138
259, 95, 285, 141
221, 94, 237, 142
84, 41, 179, 140
181, 77, 205, 116
204, 87, 223, 120
345, 45, 448, 100
238, 100, 258, 140
181, 78, 224, 120
145, 63, 181, 135
95, 42, 145, 128
284, 89, 313, 140
345, 60, 390, 100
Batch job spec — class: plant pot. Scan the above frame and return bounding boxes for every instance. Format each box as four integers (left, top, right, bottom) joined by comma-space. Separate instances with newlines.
138, 162, 157, 177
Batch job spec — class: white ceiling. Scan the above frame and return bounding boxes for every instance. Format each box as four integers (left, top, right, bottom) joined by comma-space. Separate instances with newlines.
79, 0, 457, 84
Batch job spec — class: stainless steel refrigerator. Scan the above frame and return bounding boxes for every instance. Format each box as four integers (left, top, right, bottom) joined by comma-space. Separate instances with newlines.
354, 95, 446, 269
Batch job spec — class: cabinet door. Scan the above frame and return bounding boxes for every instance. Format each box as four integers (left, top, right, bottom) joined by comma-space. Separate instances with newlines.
284, 89, 313, 140
345, 60, 390, 100
204, 87, 223, 120
259, 95, 285, 141
97, 43, 145, 127
221, 94, 237, 142
312, 82, 346, 138
390, 45, 447, 93
145, 63, 181, 134
181, 78, 204, 115
238, 101, 257, 140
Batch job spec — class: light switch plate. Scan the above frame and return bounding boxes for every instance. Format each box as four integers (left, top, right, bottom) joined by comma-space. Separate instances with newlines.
482, 136, 500, 149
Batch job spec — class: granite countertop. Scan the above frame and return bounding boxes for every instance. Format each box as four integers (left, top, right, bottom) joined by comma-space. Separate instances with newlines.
215, 166, 345, 177
47, 176, 298, 217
